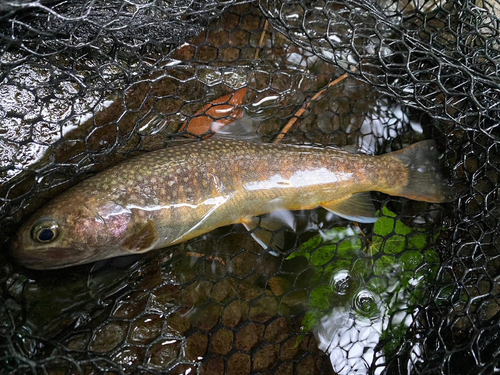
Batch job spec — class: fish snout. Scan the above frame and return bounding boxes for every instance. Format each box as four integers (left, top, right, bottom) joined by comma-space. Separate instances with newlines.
9, 237, 22, 258
9, 238, 39, 269
9, 235, 40, 267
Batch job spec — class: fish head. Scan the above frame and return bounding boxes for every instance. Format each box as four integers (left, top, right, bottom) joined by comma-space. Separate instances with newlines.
10, 190, 132, 270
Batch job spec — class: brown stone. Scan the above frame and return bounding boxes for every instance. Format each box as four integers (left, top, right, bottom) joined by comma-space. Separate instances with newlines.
193, 304, 223, 331
249, 296, 279, 323
212, 277, 237, 303
112, 345, 145, 367
146, 339, 181, 369
237, 278, 265, 301
152, 284, 182, 306
207, 29, 229, 47
280, 337, 302, 361
231, 252, 257, 278
170, 364, 198, 375
240, 14, 261, 31
196, 45, 218, 62
166, 310, 191, 335
253, 343, 279, 371
296, 354, 325, 375
112, 292, 148, 319
89, 321, 128, 353
227, 352, 251, 375
185, 332, 208, 361
220, 46, 240, 61
276, 362, 294, 375
264, 317, 293, 342
129, 314, 163, 345
229, 30, 250, 46
182, 280, 213, 308
235, 323, 264, 351
210, 328, 234, 356
222, 300, 249, 328
201, 357, 225, 375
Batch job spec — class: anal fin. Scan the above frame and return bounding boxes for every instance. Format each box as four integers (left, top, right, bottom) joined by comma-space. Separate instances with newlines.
241, 216, 286, 251
321, 192, 378, 223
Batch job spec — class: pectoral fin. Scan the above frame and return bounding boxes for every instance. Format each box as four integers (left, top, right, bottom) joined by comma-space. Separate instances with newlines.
122, 219, 159, 253
241, 216, 285, 251
321, 192, 378, 223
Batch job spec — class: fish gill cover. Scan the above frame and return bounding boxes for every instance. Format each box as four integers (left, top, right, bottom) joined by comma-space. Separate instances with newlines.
0, 0, 498, 374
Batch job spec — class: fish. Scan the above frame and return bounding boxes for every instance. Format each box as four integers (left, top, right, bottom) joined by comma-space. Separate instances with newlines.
10, 135, 454, 270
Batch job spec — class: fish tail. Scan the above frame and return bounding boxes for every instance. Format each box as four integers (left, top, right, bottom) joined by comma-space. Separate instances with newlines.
383, 140, 456, 203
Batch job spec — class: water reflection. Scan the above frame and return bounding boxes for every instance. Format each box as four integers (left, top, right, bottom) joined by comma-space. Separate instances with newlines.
327, 256, 430, 374
292, 204, 441, 374
348, 101, 424, 155
316, 306, 385, 375
314, 278, 420, 375
3, 198, 442, 374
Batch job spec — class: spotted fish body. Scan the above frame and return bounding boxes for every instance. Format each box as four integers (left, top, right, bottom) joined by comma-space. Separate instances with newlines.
11, 138, 452, 269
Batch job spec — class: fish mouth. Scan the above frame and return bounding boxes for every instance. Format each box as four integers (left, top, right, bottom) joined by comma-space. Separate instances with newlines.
10, 242, 101, 270
14, 253, 101, 270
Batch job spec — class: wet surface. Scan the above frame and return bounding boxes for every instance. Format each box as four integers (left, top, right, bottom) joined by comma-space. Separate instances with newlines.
1, 200, 450, 374
1, 1, 496, 375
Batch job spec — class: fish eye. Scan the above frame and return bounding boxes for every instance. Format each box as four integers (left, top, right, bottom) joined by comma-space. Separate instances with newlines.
31, 220, 59, 243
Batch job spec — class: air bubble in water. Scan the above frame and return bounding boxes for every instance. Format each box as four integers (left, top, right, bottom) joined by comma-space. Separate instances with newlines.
330, 269, 351, 296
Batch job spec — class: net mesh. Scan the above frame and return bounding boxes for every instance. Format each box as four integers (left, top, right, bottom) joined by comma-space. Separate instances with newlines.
1, 0, 499, 374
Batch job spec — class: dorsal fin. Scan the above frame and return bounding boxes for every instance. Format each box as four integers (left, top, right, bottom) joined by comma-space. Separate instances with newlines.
212, 113, 263, 142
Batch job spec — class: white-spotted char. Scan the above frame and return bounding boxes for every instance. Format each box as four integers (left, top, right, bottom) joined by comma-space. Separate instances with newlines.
11, 138, 453, 269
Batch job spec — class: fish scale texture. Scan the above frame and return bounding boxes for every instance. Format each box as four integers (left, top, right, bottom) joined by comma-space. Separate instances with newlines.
0, 1, 499, 375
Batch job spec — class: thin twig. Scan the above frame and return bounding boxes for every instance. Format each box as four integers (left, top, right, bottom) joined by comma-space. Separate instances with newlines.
255, 20, 269, 60
273, 68, 357, 144
186, 251, 226, 265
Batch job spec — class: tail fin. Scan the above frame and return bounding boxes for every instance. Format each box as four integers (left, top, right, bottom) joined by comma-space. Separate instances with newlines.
386, 140, 456, 203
